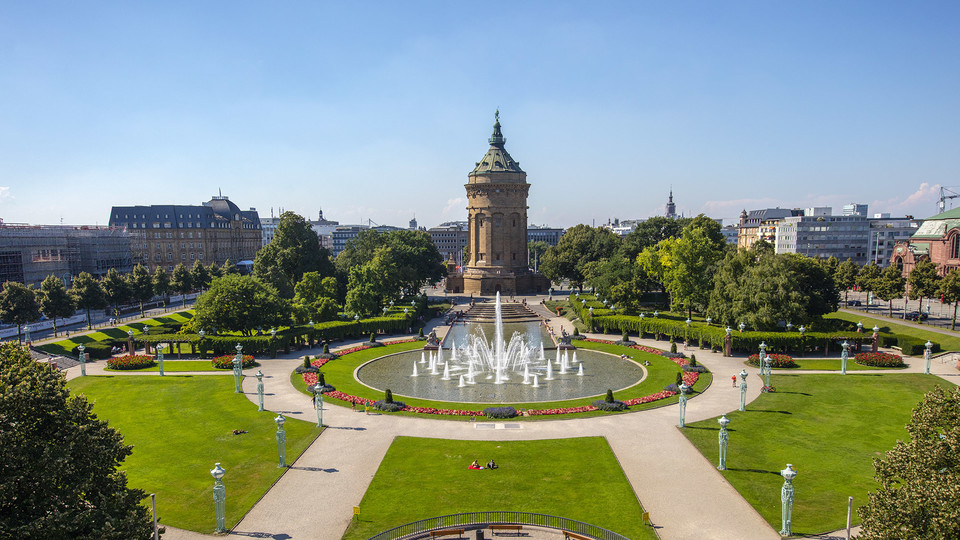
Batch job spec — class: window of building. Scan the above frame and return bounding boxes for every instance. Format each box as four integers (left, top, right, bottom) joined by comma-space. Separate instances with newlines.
951, 233, 960, 259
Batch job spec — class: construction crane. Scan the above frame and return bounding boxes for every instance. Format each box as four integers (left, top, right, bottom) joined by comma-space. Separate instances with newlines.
939, 187, 960, 214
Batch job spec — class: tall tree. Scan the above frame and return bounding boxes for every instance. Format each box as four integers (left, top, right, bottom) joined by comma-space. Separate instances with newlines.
170, 263, 192, 307
583, 253, 651, 314
874, 265, 907, 318
0, 282, 40, 343
192, 274, 288, 336
100, 268, 129, 319
856, 263, 882, 300
39, 275, 76, 337
821, 255, 840, 280
335, 229, 443, 295
254, 211, 334, 298
152, 266, 170, 307
126, 264, 154, 317
908, 259, 940, 321
939, 268, 960, 331
539, 225, 620, 291
858, 386, 960, 540
206, 262, 222, 280
292, 273, 340, 324
0, 343, 154, 538
345, 247, 402, 316
620, 216, 690, 260
834, 258, 860, 304
70, 272, 106, 330
190, 260, 210, 292
221, 258, 237, 274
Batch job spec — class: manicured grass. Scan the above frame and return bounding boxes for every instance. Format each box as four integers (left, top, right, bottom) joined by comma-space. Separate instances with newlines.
68, 376, 320, 532
341, 437, 654, 540
825, 312, 960, 352
104, 360, 231, 372
292, 341, 711, 419
749, 358, 905, 371
37, 310, 195, 356
683, 373, 955, 535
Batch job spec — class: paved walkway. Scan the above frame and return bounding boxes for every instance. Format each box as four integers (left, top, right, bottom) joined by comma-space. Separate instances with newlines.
61, 307, 960, 540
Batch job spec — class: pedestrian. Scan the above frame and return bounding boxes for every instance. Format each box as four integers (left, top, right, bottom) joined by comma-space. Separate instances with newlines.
732, 375, 737, 387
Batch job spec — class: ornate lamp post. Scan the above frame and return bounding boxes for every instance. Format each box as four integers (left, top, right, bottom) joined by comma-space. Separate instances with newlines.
308, 320, 314, 346
872, 325, 880, 352
24, 324, 31, 344
841, 341, 849, 375
382, 306, 388, 316
157, 343, 165, 376
705, 316, 712, 325
232, 343, 243, 393
653, 311, 659, 318
677, 383, 689, 428
588, 306, 593, 317
197, 329, 205, 359
739, 368, 748, 411
760, 342, 772, 390
312, 383, 325, 427
275, 414, 286, 468
780, 464, 797, 537
685, 318, 692, 341
255, 370, 265, 411
127, 329, 135, 354
210, 463, 226, 533
924, 340, 933, 375
739, 321, 746, 333
78, 344, 87, 377
717, 414, 730, 470
786, 322, 793, 332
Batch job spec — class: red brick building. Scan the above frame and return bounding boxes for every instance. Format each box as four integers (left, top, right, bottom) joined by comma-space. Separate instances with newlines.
891, 207, 960, 276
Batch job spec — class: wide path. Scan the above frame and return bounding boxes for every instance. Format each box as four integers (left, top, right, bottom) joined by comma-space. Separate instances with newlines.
63, 307, 960, 540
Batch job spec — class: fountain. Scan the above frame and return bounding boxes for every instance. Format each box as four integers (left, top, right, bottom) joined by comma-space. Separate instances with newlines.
420, 352, 426, 364
532, 374, 540, 388
577, 364, 584, 376
442, 363, 451, 381
412, 362, 418, 377
522, 364, 531, 385
458, 375, 466, 387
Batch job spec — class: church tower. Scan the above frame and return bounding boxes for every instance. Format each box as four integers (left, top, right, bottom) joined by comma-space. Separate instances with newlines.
665, 188, 677, 219
459, 112, 548, 296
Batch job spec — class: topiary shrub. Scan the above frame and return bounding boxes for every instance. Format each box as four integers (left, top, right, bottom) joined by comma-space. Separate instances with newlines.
854, 352, 905, 367
593, 388, 626, 411
670, 342, 678, 354
372, 388, 406, 412
211, 354, 257, 369
682, 355, 709, 373
323, 343, 330, 354
385, 389, 394, 403
622, 331, 629, 342
605, 389, 615, 403
573, 327, 580, 336
72, 341, 113, 360
483, 406, 518, 419
369, 332, 377, 343
106, 354, 155, 370
675, 372, 683, 387
747, 353, 797, 368
295, 355, 318, 374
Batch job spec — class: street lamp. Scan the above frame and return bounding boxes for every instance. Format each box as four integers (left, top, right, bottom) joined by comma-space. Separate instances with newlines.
78, 344, 87, 377
588, 307, 594, 316
841, 341, 850, 375
275, 414, 286, 468
270, 328, 276, 340
255, 370, 265, 411
197, 329, 205, 359
24, 325, 31, 344
157, 343, 165, 376
232, 343, 243, 393
725, 326, 732, 336
677, 383, 689, 428
403, 308, 409, 315
780, 464, 797, 536
653, 311, 659, 318
798, 325, 806, 336
717, 415, 730, 470
382, 306, 388, 316
210, 463, 226, 533
705, 316, 712, 325
925, 340, 933, 375
739, 369, 748, 411
786, 322, 793, 332
738, 322, 746, 333
312, 383, 325, 427
354, 314, 360, 322
857, 321, 863, 333
128, 329, 134, 354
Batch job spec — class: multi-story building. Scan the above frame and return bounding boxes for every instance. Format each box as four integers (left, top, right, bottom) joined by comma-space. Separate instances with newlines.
891, 207, 960, 276
843, 203, 869, 217
868, 214, 921, 267
109, 195, 261, 272
428, 221, 469, 266
261, 209, 339, 251
775, 208, 871, 264
0, 222, 132, 287
737, 208, 804, 249
527, 224, 564, 247
331, 225, 370, 257
721, 225, 739, 245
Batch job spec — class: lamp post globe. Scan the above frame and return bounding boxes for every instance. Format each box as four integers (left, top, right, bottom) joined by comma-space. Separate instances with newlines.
653, 311, 658, 318
210, 463, 226, 533
685, 318, 692, 327
786, 322, 793, 332
24, 325, 31, 343
706, 316, 712, 325
157, 343, 165, 376
312, 383, 325, 427
739, 322, 745, 332
798, 325, 805, 336
780, 464, 797, 536
255, 370, 265, 411
872, 325, 879, 334
738, 368, 748, 411
677, 383, 689, 427
232, 343, 243, 393
924, 340, 934, 374
725, 326, 732, 336
354, 314, 360, 322
857, 321, 863, 332
639, 313, 645, 320
270, 328, 276, 340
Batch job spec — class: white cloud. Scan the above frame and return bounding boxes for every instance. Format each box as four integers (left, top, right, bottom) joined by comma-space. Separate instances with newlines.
871, 182, 941, 216
0, 187, 11, 203
441, 197, 465, 216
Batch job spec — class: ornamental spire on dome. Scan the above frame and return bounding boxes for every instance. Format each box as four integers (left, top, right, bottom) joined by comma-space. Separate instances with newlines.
488, 109, 505, 146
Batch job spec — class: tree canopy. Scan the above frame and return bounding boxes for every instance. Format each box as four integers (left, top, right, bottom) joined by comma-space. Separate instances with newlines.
0, 343, 154, 538
100, 268, 129, 318
70, 272, 106, 329
40, 275, 76, 337
0, 281, 40, 342
291, 273, 339, 324
345, 247, 402, 316
254, 211, 334, 298
539, 225, 620, 291
908, 259, 941, 316
874, 265, 907, 318
170, 263, 192, 307
192, 274, 289, 335
127, 264, 154, 317
335, 229, 444, 296
939, 268, 960, 331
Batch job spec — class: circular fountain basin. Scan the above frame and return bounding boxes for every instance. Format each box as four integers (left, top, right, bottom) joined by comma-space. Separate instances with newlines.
355, 349, 646, 403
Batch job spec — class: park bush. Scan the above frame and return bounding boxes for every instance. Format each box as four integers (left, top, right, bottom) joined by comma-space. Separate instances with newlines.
592, 389, 626, 411
747, 353, 797, 368
683, 355, 709, 373
854, 352, 905, 367
483, 406, 518, 419
106, 354, 156, 370
72, 341, 113, 360
211, 354, 257, 369
373, 390, 406, 412
897, 337, 940, 356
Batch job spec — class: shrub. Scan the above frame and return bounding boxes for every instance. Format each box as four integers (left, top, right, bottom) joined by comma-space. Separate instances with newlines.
690, 354, 697, 365
418, 328, 424, 338
855, 352, 905, 367
592, 398, 627, 411
323, 343, 330, 354
106, 355, 155, 370
385, 389, 394, 403
211, 354, 257, 369
573, 327, 580, 336
747, 353, 797, 368
72, 341, 113, 360
483, 406, 517, 419
622, 331, 629, 342
372, 400, 405, 412
660, 351, 685, 359
303, 357, 311, 369
675, 372, 683, 387
605, 389, 615, 403
897, 337, 940, 356
670, 342, 678, 353
369, 332, 377, 343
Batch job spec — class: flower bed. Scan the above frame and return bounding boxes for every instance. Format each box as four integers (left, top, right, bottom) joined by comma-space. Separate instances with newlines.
854, 352, 905, 367
107, 354, 156, 370
747, 353, 797, 368
211, 354, 257, 369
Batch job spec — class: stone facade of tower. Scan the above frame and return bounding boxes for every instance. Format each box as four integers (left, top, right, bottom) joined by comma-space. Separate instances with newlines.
450, 114, 549, 296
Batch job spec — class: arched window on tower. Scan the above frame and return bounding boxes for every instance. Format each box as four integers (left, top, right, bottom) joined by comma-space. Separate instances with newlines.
951, 232, 960, 259
894, 257, 903, 271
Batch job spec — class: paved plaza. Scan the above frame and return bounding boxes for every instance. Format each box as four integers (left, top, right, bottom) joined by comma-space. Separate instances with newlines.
59, 300, 958, 540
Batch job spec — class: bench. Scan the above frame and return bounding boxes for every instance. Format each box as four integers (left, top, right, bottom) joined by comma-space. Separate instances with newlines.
563, 531, 592, 540
429, 529, 465, 539
488, 524, 523, 535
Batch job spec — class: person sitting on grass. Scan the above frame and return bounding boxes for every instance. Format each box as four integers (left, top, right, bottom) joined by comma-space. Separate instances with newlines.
468, 459, 482, 470
486, 459, 498, 470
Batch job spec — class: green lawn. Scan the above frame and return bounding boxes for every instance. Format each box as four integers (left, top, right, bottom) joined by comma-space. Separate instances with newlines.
341, 437, 654, 540
68, 376, 320, 532
104, 360, 231, 372
292, 340, 711, 419
683, 373, 955, 535
749, 358, 907, 371
37, 310, 196, 356
825, 311, 960, 352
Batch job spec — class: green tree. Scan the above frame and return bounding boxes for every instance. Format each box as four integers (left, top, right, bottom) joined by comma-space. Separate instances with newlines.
70, 272, 107, 330
126, 264, 154, 317
939, 268, 960, 331
0, 282, 40, 343
335, 229, 443, 295
834, 258, 860, 304
346, 247, 402, 316
190, 260, 210, 291
152, 266, 170, 307
39, 275, 76, 337
858, 385, 960, 540
170, 263, 192, 307
821, 255, 840, 279
583, 253, 651, 314
221, 258, 237, 274
206, 262, 222, 279
254, 211, 334, 298
192, 274, 289, 336
0, 343, 154, 538
100, 268, 129, 319
539, 225, 620, 291
856, 263, 882, 298
620, 216, 690, 260
908, 259, 940, 321
292, 273, 340, 324
874, 265, 907, 318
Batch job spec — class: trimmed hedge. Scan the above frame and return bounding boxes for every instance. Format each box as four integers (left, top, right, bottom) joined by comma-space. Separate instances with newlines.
854, 352, 905, 367
72, 341, 114, 360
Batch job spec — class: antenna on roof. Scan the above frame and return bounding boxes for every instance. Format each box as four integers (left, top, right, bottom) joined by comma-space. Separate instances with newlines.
219, 188, 222, 197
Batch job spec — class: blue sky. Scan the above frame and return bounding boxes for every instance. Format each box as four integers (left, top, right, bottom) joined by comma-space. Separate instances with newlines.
1, 1, 958, 229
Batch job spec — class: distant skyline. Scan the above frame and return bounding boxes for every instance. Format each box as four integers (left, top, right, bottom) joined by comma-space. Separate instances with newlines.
1, 2, 958, 229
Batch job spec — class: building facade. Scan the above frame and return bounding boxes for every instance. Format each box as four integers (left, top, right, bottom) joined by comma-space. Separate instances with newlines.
737, 208, 804, 249
775, 209, 871, 264
109, 195, 261, 272
891, 207, 960, 276
868, 215, 921, 267
429, 221, 469, 266
527, 225, 564, 247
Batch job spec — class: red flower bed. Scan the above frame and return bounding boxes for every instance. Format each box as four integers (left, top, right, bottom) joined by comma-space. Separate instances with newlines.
747, 353, 797, 368
212, 354, 257, 369
854, 352, 904, 367
107, 354, 156, 370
